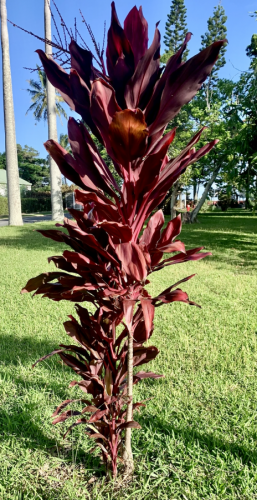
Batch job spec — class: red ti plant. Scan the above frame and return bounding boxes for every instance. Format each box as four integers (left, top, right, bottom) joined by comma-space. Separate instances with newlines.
22, 2, 226, 477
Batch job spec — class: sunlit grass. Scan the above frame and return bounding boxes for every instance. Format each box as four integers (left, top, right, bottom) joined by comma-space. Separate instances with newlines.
0, 210, 257, 499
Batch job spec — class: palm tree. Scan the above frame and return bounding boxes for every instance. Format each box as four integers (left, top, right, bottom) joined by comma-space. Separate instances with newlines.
59, 133, 71, 185
44, 0, 64, 221
59, 133, 71, 152
0, 0, 23, 225
26, 67, 67, 123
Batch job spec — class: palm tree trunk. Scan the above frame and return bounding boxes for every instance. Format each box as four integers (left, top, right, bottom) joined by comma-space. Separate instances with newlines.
190, 166, 220, 223
44, 0, 64, 221
0, 0, 23, 226
170, 181, 179, 219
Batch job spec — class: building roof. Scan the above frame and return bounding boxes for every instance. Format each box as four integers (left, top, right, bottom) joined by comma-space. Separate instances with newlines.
0, 169, 32, 186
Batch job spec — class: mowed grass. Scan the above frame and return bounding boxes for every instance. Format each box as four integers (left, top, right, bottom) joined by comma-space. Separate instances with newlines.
0, 209, 257, 500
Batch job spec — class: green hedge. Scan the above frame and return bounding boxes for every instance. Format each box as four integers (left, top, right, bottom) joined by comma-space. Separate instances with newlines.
0, 197, 8, 215
21, 197, 52, 213
0, 196, 52, 215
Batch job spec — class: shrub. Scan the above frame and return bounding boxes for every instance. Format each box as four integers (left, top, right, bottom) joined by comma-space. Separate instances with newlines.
22, 2, 225, 478
199, 200, 211, 213
21, 197, 52, 213
0, 196, 8, 216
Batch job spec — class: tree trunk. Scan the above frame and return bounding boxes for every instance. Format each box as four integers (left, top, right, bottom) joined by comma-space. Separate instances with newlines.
123, 329, 134, 476
170, 181, 179, 219
245, 161, 250, 209
190, 166, 220, 223
0, 0, 23, 226
193, 181, 197, 202
44, 0, 64, 221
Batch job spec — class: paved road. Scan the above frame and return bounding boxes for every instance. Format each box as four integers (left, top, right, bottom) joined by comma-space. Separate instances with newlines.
0, 214, 72, 227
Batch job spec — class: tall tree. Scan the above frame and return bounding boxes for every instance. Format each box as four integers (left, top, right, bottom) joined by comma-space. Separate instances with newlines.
26, 67, 67, 123
17, 145, 50, 188
200, 4, 227, 109
189, 79, 241, 222
44, 0, 64, 220
163, 0, 189, 62
0, 0, 23, 225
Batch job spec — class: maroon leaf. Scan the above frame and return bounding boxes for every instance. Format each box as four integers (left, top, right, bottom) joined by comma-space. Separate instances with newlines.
145, 32, 192, 126
89, 408, 108, 423
125, 23, 160, 110
117, 421, 141, 431
44, 140, 87, 191
106, 2, 135, 93
69, 40, 92, 88
133, 346, 159, 368
69, 118, 119, 193
52, 409, 81, 425
32, 348, 64, 369
36, 50, 74, 109
140, 210, 164, 250
124, 6, 148, 66
133, 371, 164, 382
21, 272, 67, 294
140, 299, 155, 340
158, 214, 182, 248
81, 405, 98, 414
98, 221, 132, 243
153, 274, 196, 301
90, 78, 122, 166
123, 300, 136, 331
157, 240, 186, 254
148, 40, 227, 136
52, 399, 91, 418
69, 70, 101, 140
104, 366, 113, 397
115, 241, 148, 281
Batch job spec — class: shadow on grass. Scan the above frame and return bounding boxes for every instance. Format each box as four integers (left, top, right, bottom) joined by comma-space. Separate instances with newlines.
0, 224, 66, 253
140, 413, 257, 467
180, 230, 257, 271
1, 215, 257, 272
0, 332, 103, 472
0, 330, 63, 366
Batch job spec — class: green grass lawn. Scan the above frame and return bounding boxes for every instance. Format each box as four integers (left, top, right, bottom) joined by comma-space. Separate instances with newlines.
1, 210, 257, 499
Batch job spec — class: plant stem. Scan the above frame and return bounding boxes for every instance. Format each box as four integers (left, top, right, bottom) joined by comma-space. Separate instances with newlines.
123, 329, 134, 475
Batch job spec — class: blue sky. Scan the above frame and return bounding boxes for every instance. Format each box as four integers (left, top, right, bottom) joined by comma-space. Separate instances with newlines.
0, 0, 256, 159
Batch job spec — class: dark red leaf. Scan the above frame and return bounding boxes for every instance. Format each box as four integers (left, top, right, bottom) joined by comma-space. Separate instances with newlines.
32, 348, 64, 369
21, 272, 67, 294
140, 299, 155, 340
124, 6, 148, 66
145, 32, 192, 126
117, 420, 141, 431
157, 214, 182, 248
68, 118, 119, 195
52, 398, 91, 417
133, 371, 164, 382
36, 50, 74, 109
123, 299, 136, 331
69, 70, 101, 140
148, 40, 227, 136
89, 408, 108, 423
98, 221, 132, 242
125, 23, 160, 110
115, 241, 148, 281
139, 210, 164, 250
52, 409, 81, 425
106, 2, 135, 92
69, 40, 92, 88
